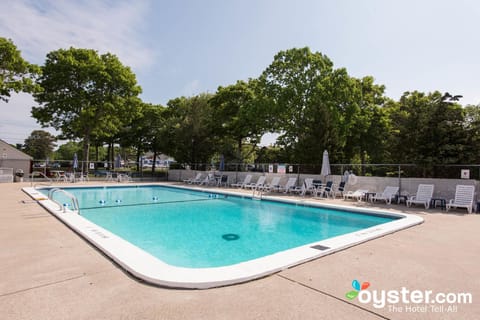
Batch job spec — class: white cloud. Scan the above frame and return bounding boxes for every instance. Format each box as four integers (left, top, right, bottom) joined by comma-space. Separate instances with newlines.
0, 0, 155, 144
0, 0, 155, 70
0, 93, 60, 145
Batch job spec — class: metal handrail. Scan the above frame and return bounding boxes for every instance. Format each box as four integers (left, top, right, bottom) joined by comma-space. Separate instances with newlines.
31, 171, 53, 188
48, 188, 80, 214
252, 188, 263, 200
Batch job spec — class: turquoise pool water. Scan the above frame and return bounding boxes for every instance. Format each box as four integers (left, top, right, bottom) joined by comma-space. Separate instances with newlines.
45, 186, 396, 268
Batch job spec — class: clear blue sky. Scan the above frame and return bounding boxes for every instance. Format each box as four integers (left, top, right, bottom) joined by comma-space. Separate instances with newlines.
1, 0, 479, 145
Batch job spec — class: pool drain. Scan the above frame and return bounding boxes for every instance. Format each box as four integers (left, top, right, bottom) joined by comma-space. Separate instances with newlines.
222, 233, 240, 241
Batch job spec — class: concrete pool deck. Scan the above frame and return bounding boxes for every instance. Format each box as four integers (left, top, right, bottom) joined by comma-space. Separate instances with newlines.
1, 182, 479, 319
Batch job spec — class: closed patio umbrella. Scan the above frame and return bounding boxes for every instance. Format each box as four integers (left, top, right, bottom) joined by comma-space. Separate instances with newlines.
320, 150, 331, 177
73, 153, 78, 170
72, 153, 78, 182
115, 154, 121, 169
219, 154, 225, 171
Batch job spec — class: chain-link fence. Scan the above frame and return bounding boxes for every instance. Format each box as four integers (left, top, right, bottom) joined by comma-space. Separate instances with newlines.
173, 162, 480, 180
29, 158, 480, 181
30, 159, 168, 181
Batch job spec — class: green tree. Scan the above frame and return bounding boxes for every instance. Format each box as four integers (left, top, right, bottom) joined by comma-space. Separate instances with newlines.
23, 130, 57, 159
118, 102, 168, 172
388, 91, 467, 176
164, 94, 216, 166
261, 47, 353, 163
32, 48, 142, 172
53, 141, 82, 161
119, 102, 152, 171
343, 76, 389, 166
0, 37, 39, 102
122, 102, 169, 172
210, 79, 270, 162
463, 104, 480, 163
146, 105, 171, 173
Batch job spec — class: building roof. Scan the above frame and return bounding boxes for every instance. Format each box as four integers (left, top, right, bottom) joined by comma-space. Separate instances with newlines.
0, 139, 33, 160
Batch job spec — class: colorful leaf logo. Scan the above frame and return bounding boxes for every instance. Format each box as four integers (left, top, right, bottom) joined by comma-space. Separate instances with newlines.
345, 279, 370, 300
346, 290, 358, 300
361, 282, 370, 290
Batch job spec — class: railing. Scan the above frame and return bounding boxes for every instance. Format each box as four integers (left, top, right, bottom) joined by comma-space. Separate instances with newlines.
48, 188, 80, 214
174, 162, 480, 180
31, 171, 53, 188
252, 188, 264, 200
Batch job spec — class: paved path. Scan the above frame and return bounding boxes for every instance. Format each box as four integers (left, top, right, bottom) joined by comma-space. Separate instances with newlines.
1, 182, 479, 319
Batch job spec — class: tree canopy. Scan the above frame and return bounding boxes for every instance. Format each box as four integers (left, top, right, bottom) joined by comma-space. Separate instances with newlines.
31, 47, 141, 171
261, 48, 338, 163
0, 37, 39, 102
210, 79, 270, 162
13, 41, 479, 177
163, 94, 216, 165
260, 48, 391, 165
387, 91, 469, 176
23, 130, 56, 159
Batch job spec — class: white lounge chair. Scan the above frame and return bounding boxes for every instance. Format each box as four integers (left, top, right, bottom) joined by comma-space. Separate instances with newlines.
446, 185, 475, 214
343, 189, 368, 201
246, 175, 267, 190
293, 178, 316, 196
231, 174, 252, 188
199, 173, 216, 186
370, 186, 399, 205
278, 177, 297, 193
184, 172, 203, 184
117, 173, 132, 183
406, 184, 434, 209
264, 176, 282, 192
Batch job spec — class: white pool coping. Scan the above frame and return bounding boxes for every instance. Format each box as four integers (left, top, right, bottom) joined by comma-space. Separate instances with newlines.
23, 185, 423, 289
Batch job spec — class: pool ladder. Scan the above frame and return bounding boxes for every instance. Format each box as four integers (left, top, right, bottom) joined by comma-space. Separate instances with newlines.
48, 188, 80, 214
252, 188, 263, 200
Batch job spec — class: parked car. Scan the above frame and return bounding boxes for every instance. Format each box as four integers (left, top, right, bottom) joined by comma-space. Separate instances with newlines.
50, 162, 61, 168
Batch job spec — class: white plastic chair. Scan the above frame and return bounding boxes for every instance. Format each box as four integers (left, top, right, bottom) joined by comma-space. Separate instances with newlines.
278, 177, 297, 193
246, 175, 267, 190
231, 174, 252, 188
293, 178, 316, 196
370, 186, 399, 205
446, 185, 475, 214
183, 172, 202, 184
343, 189, 368, 202
264, 176, 282, 192
406, 184, 434, 209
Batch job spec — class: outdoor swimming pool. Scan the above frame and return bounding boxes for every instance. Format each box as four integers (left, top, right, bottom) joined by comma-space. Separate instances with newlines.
24, 184, 423, 288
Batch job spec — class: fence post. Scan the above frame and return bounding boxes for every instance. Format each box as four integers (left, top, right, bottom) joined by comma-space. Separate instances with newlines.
296, 164, 300, 187
235, 163, 238, 184
398, 165, 402, 195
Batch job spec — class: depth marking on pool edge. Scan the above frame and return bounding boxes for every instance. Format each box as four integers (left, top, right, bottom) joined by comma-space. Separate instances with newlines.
355, 227, 382, 237
86, 226, 109, 239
